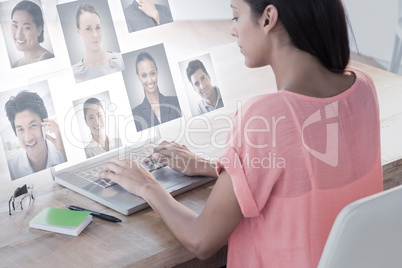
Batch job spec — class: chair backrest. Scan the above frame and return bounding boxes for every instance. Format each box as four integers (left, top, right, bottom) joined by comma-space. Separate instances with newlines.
318, 184, 402, 268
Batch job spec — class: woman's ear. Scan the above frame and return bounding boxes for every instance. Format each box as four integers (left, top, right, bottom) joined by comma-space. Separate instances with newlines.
36, 25, 43, 37
262, 4, 279, 35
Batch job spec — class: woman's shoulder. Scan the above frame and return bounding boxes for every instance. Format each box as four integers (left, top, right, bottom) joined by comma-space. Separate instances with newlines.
108, 52, 125, 70
39, 50, 54, 61
72, 58, 84, 68
72, 59, 85, 73
85, 139, 96, 148
132, 98, 148, 113
348, 67, 375, 88
110, 51, 122, 59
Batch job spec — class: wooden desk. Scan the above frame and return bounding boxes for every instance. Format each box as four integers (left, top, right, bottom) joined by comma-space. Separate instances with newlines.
2, 23, 402, 267
0, 180, 223, 267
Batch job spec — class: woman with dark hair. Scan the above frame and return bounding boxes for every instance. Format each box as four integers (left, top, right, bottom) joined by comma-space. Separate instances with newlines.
131, 51, 181, 131
83, 97, 121, 158
98, 0, 382, 266
73, 3, 124, 83
10, 0, 54, 67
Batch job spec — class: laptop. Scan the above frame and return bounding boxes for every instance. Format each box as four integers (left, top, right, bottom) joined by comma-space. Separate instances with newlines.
51, 127, 215, 215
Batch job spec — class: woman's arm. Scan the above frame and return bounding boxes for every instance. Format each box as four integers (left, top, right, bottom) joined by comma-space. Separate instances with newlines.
98, 158, 242, 260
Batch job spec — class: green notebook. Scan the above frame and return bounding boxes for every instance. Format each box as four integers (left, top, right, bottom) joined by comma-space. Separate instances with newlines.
29, 207, 92, 236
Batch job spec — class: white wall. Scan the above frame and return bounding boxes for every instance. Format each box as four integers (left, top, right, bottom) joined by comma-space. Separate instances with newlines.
171, 0, 399, 71
170, 0, 232, 21
343, 0, 398, 70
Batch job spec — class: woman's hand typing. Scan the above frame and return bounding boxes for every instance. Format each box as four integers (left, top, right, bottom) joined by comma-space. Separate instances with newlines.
145, 141, 218, 178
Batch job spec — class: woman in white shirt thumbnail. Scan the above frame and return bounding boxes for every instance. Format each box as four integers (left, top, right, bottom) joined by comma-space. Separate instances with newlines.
83, 97, 121, 158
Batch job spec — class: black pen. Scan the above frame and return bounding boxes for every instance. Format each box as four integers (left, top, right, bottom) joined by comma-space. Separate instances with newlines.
67, 205, 122, 223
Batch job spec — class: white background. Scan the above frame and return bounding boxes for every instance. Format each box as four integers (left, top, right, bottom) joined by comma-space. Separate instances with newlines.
170, 0, 399, 72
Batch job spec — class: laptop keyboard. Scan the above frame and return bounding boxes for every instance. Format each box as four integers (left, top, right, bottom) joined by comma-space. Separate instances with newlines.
74, 146, 164, 188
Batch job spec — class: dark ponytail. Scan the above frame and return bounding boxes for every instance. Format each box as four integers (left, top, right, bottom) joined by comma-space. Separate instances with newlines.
243, 0, 350, 73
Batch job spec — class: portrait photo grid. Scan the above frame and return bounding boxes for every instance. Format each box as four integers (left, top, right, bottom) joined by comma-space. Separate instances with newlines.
0, 0, 226, 181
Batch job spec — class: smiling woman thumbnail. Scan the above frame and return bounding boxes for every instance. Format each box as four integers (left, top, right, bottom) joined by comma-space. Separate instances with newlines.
10, 0, 54, 68
83, 97, 121, 158
131, 51, 181, 132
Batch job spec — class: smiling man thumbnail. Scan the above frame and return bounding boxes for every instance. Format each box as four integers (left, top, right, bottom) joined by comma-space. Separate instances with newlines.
5, 91, 66, 180
186, 59, 224, 115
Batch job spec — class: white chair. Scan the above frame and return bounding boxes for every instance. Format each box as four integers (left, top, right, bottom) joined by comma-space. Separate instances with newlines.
389, 0, 402, 73
317, 184, 402, 268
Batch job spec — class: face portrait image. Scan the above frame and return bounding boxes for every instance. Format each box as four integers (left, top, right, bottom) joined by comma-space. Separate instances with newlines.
0, 81, 67, 181
179, 53, 224, 117
72, 91, 122, 159
57, 0, 124, 83
121, 0, 173, 33
121, 43, 181, 132
0, 0, 55, 68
